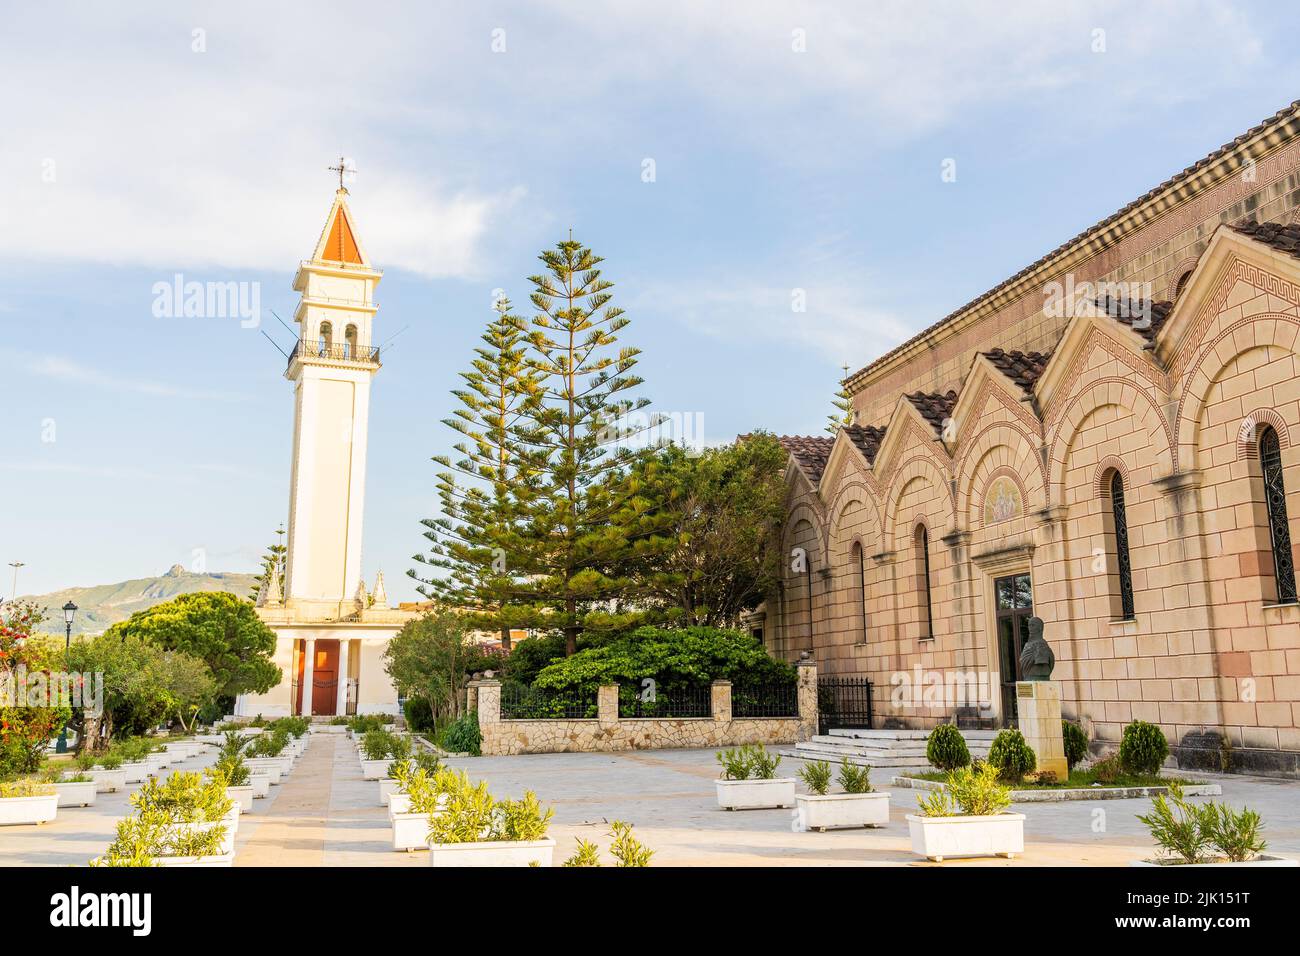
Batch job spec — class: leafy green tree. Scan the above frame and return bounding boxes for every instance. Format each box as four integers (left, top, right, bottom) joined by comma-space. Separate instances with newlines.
508, 238, 665, 655
382, 608, 497, 720
1, 601, 70, 775
826, 363, 855, 434
66, 633, 214, 746
411, 299, 541, 651
249, 524, 286, 604
625, 434, 786, 627
531, 626, 795, 702
105, 592, 280, 702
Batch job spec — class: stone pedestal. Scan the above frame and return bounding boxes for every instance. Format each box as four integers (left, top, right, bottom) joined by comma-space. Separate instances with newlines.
1016, 680, 1068, 781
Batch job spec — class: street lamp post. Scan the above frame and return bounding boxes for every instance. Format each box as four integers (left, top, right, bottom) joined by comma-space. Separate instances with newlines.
56, 601, 77, 754
7, 561, 24, 601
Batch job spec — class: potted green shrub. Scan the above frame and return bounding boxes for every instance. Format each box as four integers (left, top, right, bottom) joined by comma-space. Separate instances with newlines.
379, 751, 440, 806
794, 758, 890, 831
390, 763, 456, 851
47, 768, 98, 808
65, 750, 127, 793
424, 773, 555, 867
714, 744, 796, 810
91, 808, 232, 868
906, 762, 1025, 862
131, 772, 237, 857
209, 754, 255, 813
0, 778, 59, 826
360, 729, 412, 780
244, 729, 294, 779
114, 739, 152, 783
1131, 782, 1297, 867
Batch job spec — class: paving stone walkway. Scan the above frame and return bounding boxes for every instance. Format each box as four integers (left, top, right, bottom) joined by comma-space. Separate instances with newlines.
3, 735, 1299, 867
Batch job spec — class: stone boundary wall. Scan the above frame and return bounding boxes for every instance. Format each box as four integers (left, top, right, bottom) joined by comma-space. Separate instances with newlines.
469, 661, 817, 756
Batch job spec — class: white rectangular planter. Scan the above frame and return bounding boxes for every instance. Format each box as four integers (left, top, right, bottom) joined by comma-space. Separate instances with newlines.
1130, 855, 1299, 868
795, 792, 890, 831
378, 778, 401, 805
428, 838, 556, 868
249, 774, 271, 799
120, 761, 150, 783
391, 812, 431, 852
243, 761, 282, 785
70, 769, 127, 793
716, 778, 797, 810
53, 781, 98, 808
361, 758, 394, 781
907, 813, 1025, 862
162, 819, 236, 857
0, 793, 59, 825
388, 793, 412, 817
226, 786, 255, 813
154, 853, 235, 868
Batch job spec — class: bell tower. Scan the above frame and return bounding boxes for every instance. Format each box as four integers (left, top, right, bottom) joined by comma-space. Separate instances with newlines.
282, 185, 383, 616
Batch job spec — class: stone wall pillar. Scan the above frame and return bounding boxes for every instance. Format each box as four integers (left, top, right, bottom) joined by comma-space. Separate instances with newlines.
476, 679, 501, 724
464, 679, 481, 715
796, 655, 818, 742
335, 639, 351, 716
711, 680, 732, 723
1017, 680, 1067, 780
598, 685, 619, 727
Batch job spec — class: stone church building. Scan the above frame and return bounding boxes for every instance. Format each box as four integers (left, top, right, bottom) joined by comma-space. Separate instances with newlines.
767, 101, 1300, 773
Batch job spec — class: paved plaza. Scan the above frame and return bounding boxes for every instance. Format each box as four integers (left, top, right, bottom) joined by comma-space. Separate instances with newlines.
3, 735, 1298, 867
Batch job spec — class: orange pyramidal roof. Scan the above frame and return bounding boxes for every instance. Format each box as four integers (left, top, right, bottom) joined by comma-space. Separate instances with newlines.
321, 201, 363, 264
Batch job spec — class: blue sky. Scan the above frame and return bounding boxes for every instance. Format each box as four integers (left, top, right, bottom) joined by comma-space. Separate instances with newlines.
3, 1, 1299, 601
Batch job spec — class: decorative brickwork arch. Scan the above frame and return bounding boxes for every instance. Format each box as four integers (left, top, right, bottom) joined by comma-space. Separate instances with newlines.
976, 464, 1030, 529
826, 480, 884, 542
1236, 408, 1291, 461
1048, 377, 1174, 503
1165, 256, 1200, 301
1093, 455, 1132, 498
1175, 312, 1300, 469
881, 455, 955, 546
956, 421, 1046, 523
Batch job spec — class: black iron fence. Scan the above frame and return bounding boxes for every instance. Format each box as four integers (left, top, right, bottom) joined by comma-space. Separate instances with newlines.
817, 676, 873, 735
618, 684, 712, 718
499, 683, 597, 720
731, 682, 799, 718
287, 339, 381, 371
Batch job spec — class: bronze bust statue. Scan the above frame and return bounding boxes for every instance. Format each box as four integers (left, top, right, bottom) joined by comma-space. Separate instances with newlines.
1018, 616, 1055, 680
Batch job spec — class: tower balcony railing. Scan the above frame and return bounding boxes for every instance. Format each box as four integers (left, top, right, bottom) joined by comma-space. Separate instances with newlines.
287, 339, 381, 371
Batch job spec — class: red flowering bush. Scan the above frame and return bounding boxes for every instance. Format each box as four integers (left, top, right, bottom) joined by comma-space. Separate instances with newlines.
1, 601, 70, 778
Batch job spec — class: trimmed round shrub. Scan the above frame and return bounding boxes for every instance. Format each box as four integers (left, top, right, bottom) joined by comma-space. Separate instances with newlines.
403, 695, 434, 733
926, 724, 971, 771
1118, 720, 1169, 776
1062, 720, 1089, 772
987, 729, 1036, 782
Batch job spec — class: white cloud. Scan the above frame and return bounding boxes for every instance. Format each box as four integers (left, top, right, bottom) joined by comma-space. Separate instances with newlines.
7, 349, 249, 402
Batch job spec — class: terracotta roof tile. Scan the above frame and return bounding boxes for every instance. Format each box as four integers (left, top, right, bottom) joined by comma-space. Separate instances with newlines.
778, 435, 835, 483
848, 100, 1300, 384
1231, 219, 1300, 259
982, 348, 1052, 394
905, 390, 958, 435
843, 424, 886, 465
1093, 295, 1173, 343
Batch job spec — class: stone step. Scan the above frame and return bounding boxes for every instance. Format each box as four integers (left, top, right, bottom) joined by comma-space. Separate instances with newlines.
825, 728, 1000, 741
776, 747, 929, 769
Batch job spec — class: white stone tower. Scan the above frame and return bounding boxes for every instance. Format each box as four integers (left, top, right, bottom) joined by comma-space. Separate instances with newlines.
282, 186, 382, 618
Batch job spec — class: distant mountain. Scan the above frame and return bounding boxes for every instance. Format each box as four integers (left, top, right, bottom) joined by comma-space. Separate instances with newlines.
19, 565, 260, 638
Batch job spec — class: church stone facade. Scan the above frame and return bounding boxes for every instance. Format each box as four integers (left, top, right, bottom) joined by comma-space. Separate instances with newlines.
767, 102, 1300, 774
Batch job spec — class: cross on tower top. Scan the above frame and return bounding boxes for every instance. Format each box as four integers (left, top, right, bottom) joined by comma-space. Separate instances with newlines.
328, 156, 354, 192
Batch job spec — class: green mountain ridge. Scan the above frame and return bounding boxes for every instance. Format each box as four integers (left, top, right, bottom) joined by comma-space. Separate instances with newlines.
18, 565, 260, 637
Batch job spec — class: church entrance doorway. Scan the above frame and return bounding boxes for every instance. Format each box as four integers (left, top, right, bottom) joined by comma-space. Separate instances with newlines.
310, 640, 340, 716
994, 574, 1033, 727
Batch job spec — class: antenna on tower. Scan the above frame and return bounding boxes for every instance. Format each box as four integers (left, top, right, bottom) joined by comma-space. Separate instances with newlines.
260, 330, 290, 360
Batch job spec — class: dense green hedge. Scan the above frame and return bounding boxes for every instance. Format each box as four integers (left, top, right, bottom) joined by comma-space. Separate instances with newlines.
530, 626, 795, 702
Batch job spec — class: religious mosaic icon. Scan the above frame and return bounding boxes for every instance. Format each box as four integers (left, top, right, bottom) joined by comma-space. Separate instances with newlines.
984, 476, 1021, 525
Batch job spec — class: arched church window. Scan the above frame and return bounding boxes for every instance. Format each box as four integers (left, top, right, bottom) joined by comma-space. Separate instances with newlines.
318, 321, 333, 356
851, 540, 867, 642
1260, 426, 1297, 604
915, 524, 933, 640
1174, 269, 1193, 298
1107, 470, 1135, 620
